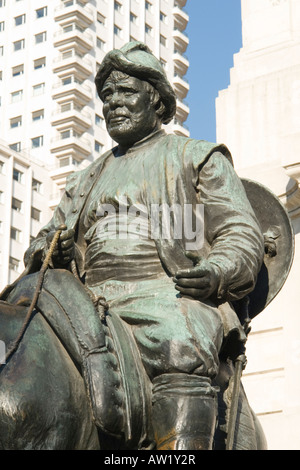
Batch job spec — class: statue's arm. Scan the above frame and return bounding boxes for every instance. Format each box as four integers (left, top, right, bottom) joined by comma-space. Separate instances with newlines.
23, 194, 70, 271
23, 173, 79, 272
199, 152, 265, 301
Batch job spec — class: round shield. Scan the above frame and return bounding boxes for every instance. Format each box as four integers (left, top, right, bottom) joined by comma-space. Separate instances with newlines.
241, 178, 294, 319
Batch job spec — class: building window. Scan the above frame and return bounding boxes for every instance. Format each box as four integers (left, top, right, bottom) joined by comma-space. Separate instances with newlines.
32, 178, 42, 193
95, 114, 104, 127
13, 168, 23, 183
32, 109, 44, 121
11, 227, 22, 242
0, 191, 3, 203
59, 156, 80, 168
0, 0, 6, 7
160, 58, 167, 69
97, 12, 106, 25
61, 130, 71, 139
145, 24, 152, 35
36, 7, 47, 19
12, 64, 24, 76
63, 24, 73, 33
95, 141, 103, 153
130, 13, 137, 24
33, 82, 45, 96
11, 197, 22, 212
9, 142, 21, 152
15, 14, 26, 26
0, 21, 4, 31
34, 57, 46, 69
145, 1, 152, 11
31, 136, 43, 148
9, 256, 20, 272
0, 161, 4, 174
97, 37, 105, 50
11, 90, 23, 103
61, 102, 71, 112
114, 25, 121, 36
10, 116, 22, 128
31, 207, 41, 221
160, 34, 167, 47
62, 76, 72, 86
13, 39, 25, 51
160, 12, 167, 23
35, 31, 47, 44
62, 50, 72, 59
114, 1, 122, 12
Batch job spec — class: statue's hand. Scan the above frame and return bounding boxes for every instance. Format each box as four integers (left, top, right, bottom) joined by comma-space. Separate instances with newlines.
46, 228, 75, 266
173, 260, 220, 300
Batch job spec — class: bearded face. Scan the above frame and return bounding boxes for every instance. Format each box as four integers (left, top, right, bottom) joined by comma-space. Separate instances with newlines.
101, 71, 162, 148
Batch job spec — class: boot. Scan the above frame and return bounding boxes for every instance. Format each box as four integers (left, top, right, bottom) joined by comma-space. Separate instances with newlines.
152, 373, 218, 450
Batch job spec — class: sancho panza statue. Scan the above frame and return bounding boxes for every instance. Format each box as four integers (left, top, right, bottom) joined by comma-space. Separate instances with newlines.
7, 42, 268, 450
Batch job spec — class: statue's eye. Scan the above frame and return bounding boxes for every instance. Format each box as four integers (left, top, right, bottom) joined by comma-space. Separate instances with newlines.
102, 92, 112, 102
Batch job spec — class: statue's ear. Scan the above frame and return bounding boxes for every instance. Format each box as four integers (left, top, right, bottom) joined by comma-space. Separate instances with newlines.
150, 89, 165, 120
155, 100, 166, 120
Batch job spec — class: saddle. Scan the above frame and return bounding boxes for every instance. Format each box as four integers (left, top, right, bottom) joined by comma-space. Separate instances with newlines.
5, 269, 153, 450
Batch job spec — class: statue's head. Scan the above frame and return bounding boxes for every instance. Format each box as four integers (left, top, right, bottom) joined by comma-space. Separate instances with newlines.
95, 42, 177, 147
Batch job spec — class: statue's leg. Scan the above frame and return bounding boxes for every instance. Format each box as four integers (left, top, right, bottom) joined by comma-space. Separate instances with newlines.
90, 278, 225, 450
6, 270, 127, 440
152, 373, 218, 450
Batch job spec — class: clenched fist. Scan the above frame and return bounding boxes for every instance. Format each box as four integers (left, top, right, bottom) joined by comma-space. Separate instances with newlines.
46, 228, 75, 266
173, 260, 221, 300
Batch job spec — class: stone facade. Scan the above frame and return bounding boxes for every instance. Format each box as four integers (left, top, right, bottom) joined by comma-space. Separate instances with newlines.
216, 0, 300, 450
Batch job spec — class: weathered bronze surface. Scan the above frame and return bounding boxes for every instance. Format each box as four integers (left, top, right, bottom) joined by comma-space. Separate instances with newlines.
0, 42, 294, 450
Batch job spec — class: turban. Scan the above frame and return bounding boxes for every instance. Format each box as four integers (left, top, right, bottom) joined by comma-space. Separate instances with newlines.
95, 41, 177, 124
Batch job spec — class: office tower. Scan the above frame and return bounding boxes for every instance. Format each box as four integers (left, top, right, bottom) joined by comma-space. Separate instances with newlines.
216, 0, 300, 450
0, 0, 189, 287
0, 0, 189, 197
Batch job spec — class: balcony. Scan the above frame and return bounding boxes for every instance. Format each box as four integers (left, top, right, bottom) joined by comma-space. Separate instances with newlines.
173, 51, 189, 76
52, 80, 93, 105
176, 98, 189, 123
54, 28, 93, 52
53, 51, 93, 77
173, 119, 190, 138
173, 28, 189, 53
51, 108, 92, 131
54, 2, 94, 26
50, 134, 92, 157
173, 73, 189, 99
173, 5, 189, 31
174, 0, 187, 8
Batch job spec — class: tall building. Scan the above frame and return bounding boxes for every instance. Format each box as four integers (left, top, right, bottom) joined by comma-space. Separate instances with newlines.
0, 0, 190, 288
0, 141, 53, 287
216, 0, 300, 450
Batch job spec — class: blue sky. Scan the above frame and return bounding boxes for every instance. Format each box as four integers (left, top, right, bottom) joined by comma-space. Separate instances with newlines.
185, 0, 243, 142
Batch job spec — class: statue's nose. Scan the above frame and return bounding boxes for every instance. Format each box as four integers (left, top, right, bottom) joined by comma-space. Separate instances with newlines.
110, 91, 124, 108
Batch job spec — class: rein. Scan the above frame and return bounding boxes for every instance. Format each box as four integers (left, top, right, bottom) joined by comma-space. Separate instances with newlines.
3, 225, 66, 364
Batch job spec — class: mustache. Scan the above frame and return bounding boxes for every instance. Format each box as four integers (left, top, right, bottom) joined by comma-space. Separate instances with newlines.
107, 110, 129, 120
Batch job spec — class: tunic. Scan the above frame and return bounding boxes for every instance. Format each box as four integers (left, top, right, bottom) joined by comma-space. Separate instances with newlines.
24, 130, 264, 380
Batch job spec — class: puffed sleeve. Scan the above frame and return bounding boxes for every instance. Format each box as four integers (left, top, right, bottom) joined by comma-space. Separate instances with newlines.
198, 152, 265, 301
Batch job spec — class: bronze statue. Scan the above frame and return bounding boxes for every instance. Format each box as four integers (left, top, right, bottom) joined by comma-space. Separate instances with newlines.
0, 42, 294, 450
